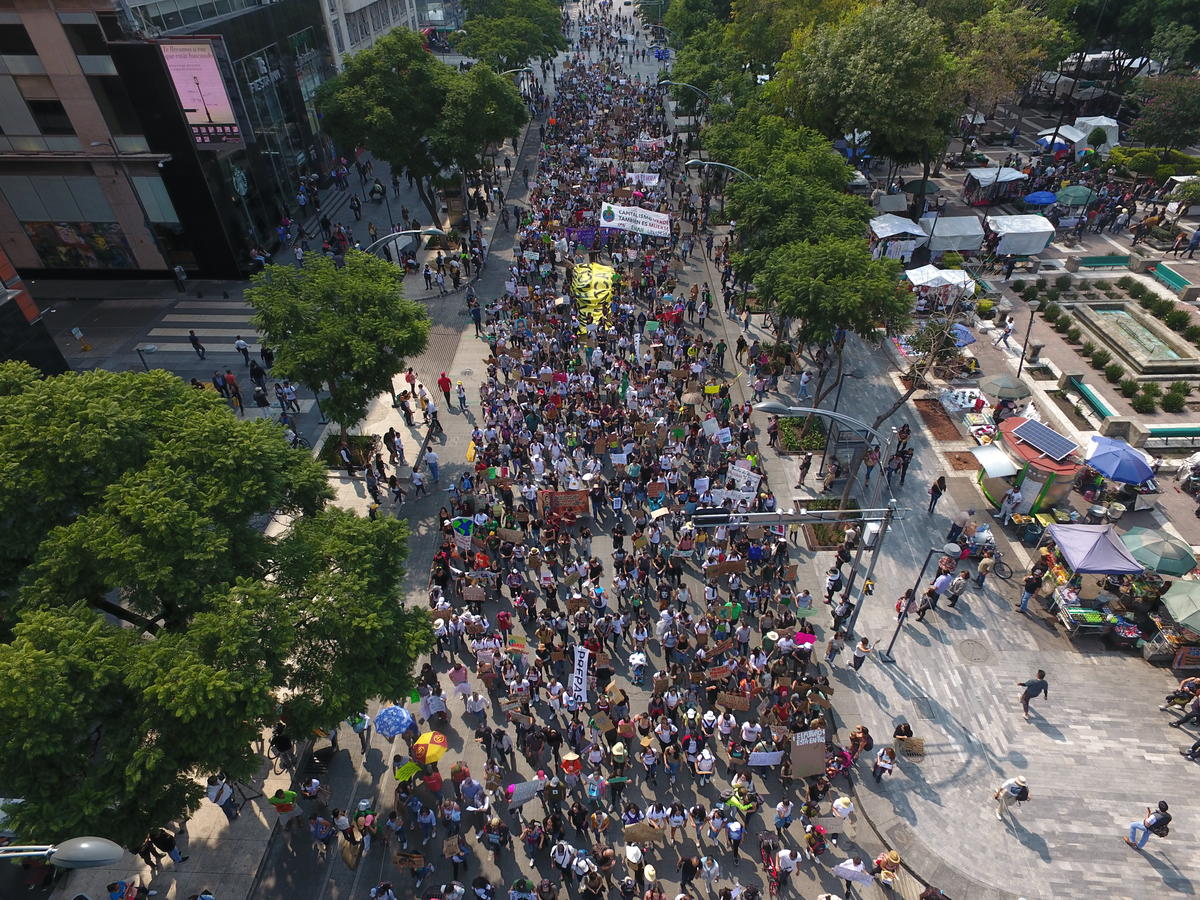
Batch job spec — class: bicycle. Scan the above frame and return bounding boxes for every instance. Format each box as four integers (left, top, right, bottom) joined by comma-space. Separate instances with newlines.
992, 549, 1014, 580
759, 835, 781, 899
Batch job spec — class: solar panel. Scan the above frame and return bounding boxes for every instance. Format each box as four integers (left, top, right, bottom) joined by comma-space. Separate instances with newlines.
1013, 419, 1079, 461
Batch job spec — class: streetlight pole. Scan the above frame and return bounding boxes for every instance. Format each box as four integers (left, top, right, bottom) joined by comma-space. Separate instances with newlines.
135, 344, 157, 371
1015, 305, 1038, 378
817, 370, 862, 477
881, 541, 962, 661
0, 836, 124, 869
362, 226, 446, 259
684, 159, 754, 180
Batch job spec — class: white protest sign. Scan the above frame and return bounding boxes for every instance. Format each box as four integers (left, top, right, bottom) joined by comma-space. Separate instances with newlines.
625, 172, 661, 186
570, 645, 591, 705
748, 750, 785, 767
724, 465, 762, 492
702, 418, 719, 437
600, 202, 671, 237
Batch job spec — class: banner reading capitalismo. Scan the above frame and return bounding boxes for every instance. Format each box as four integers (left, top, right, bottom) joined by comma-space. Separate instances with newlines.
599, 202, 671, 237
572, 261, 614, 323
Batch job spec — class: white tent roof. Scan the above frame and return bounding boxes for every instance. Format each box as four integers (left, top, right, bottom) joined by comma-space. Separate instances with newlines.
905, 265, 977, 291
1038, 124, 1087, 144
920, 215, 985, 252
987, 215, 1055, 255
1075, 116, 1120, 148
870, 214, 927, 240
971, 444, 1019, 478
966, 167, 1028, 187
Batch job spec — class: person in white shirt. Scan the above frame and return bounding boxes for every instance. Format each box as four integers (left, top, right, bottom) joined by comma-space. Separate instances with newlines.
740, 719, 763, 746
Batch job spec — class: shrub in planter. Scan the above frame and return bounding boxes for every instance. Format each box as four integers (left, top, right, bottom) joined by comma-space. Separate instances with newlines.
1139, 294, 1160, 311
1095, 280, 1111, 290
942, 252, 965, 269
1056, 274, 1073, 291
1119, 378, 1140, 398
1169, 380, 1193, 397
1067, 326, 1082, 343
778, 416, 827, 452
1118, 276, 1136, 292
1054, 318, 1072, 333
1090, 348, 1112, 367
1185, 325, 1200, 345
1011, 279, 1027, 293
1082, 340, 1098, 357
1162, 392, 1188, 413
1141, 381, 1163, 398
1150, 298, 1174, 318
1166, 309, 1192, 332
1023, 286, 1040, 303
1128, 283, 1149, 300
1035, 277, 1046, 289
1132, 393, 1158, 414
1042, 302, 1062, 321
976, 299, 995, 319
1045, 288, 1061, 303
1104, 363, 1124, 383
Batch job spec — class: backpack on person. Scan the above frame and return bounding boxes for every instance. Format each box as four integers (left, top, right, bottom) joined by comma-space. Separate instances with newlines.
1014, 784, 1030, 802
1149, 813, 1172, 838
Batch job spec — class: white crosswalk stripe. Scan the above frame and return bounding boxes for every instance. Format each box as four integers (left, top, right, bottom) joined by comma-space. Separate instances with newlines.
152, 305, 262, 353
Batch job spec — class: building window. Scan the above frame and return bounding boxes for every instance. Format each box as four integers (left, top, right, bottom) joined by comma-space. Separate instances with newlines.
0, 24, 35, 55
27, 100, 74, 136
88, 76, 141, 135
63, 23, 108, 55
331, 19, 344, 53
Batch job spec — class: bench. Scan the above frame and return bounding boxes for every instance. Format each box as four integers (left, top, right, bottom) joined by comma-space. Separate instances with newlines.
1079, 255, 1130, 269
1152, 263, 1191, 293
1067, 376, 1114, 419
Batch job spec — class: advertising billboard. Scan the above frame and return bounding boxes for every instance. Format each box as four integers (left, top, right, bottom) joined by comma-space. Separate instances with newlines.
160, 40, 242, 147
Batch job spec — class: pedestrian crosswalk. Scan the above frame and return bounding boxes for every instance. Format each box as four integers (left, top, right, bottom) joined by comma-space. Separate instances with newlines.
150, 301, 261, 354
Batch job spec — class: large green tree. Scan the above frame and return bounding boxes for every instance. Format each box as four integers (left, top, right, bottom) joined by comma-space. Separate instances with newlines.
773, 3, 960, 185
0, 365, 429, 845
456, 0, 566, 69
247, 251, 430, 436
434, 64, 530, 173
1127, 75, 1200, 155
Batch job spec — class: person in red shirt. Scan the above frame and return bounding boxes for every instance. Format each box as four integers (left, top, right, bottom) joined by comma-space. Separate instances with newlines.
437, 372, 452, 406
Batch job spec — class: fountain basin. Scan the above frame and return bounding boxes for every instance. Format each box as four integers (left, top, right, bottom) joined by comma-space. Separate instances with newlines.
1072, 303, 1200, 375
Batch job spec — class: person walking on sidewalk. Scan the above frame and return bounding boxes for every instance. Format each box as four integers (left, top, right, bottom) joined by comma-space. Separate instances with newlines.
928, 476, 946, 513
945, 570, 970, 608
189, 330, 206, 360
1125, 801, 1171, 849
425, 449, 441, 484
234, 335, 250, 366
457, 381, 468, 411
993, 776, 1028, 821
1018, 670, 1049, 720
437, 372, 453, 407
1018, 568, 1043, 614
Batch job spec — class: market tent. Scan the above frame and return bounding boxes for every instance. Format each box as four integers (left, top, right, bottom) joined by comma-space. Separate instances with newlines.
971, 443, 1019, 478
904, 265, 977, 292
919, 215, 985, 252
1037, 124, 1087, 151
1074, 115, 1120, 148
986, 215, 1055, 255
1046, 523, 1145, 575
1162, 581, 1200, 633
869, 214, 928, 240
965, 167, 1027, 188
1024, 191, 1058, 205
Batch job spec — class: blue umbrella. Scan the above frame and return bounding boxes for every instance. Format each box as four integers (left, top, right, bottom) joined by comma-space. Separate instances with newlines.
374, 705, 416, 739
1024, 191, 1057, 205
1086, 436, 1154, 485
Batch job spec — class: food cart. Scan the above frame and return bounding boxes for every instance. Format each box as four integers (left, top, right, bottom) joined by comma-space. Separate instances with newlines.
981, 417, 1081, 521
962, 168, 1028, 206
1039, 523, 1146, 642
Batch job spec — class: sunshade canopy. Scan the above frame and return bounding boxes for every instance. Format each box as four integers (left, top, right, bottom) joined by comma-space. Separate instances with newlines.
979, 373, 1032, 401
1121, 527, 1197, 577
971, 443, 1019, 478
920, 215, 985, 252
870, 214, 928, 240
1045, 523, 1144, 575
905, 264, 976, 291
1086, 436, 1154, 485
1163, 581, 1200, 633
966, 167, 1028, 187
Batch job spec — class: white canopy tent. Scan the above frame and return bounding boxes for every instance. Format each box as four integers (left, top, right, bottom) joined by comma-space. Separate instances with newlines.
920, 215, 985, 253
869, 214, 928, 240
905, 265, 977, 292
965, 167, 1027, 188
986, 215, 1055, 255
1037, 124, 1087, 155
1074, 115, 1120, 148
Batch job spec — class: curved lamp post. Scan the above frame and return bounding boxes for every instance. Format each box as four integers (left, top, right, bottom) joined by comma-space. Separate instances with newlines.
659, 80, 710, 101
362, 226, 446, 258
0, 836, 124, 869
499, 67, 533, 77
684, 159, 756, 180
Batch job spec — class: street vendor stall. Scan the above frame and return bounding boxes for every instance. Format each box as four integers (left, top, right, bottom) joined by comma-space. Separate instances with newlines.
1039, 523, 1146, 641
905, 265, 977, 314
981, 417, 1081, 522
984, 215, 1055, 256
962, 167, 1028, 206
1037, 124, 1088, 159
919, 214, 985, 256
1074, 116, 1120, 150
1145, 581, 1200, 667
868, 214, 928, 262
1074, 436, 1159, 514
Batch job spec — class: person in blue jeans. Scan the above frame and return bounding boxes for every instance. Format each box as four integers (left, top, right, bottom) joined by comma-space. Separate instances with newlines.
1125, 801, 1171, 849
1018, 570, 1043, 613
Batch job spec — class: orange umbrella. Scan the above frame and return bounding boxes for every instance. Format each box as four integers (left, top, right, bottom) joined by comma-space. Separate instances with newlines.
412, 731, 449, 764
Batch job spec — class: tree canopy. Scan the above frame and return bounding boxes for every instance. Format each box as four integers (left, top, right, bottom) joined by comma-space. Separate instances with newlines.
456, 0, 566, 69
1127, 75, 1200, 154
247, 251, 430, 435
0, 364, 429, 846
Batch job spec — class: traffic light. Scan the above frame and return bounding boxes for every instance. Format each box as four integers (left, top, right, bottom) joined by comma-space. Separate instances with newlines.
692, 507, 731, 528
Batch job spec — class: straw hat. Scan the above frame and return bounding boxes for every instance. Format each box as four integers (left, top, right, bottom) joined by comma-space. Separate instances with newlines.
886, 850, 901, 865
1015, 776, 1027, 786
563, 752, 580, 762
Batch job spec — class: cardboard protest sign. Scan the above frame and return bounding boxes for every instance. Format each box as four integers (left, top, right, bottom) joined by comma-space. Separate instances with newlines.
790, 728, 827, 777
623, 822, 667, 843
498, 528, 524, 543
717, 692, 751, 711
394, 851, 426, 868
463, 586, 486, 606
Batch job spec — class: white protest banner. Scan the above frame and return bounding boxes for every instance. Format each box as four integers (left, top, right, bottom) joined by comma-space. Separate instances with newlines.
747, 750, 785, 767
702, 418, 720, 437
710, 488, 755, 507
693, 476, 711, 493
724, 465, 762, 492
600, 202, 671, 238
570, 644, 591, 705
625, 172, 661, 186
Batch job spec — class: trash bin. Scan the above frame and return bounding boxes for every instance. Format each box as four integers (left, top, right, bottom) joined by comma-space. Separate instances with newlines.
1022, 523, 1044, 546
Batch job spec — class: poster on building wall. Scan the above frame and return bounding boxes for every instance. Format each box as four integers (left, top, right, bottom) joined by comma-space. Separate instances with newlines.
160, 40, 243, 147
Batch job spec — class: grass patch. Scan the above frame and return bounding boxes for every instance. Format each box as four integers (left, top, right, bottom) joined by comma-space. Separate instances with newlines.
779, 416, 827, 452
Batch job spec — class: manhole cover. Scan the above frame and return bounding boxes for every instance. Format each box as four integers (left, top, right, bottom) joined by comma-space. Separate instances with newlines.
956, 638, 994, 664
887, 823, 915, 849
461, 369, 473, 377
